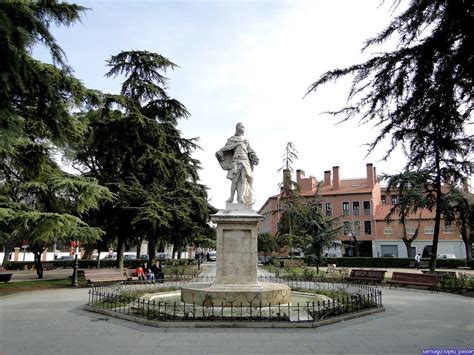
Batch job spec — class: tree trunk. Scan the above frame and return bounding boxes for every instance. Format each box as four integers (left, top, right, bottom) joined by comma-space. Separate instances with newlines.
403, 238, 414, 258
171, 243, 176, 260
82, 244, 94, 260
116, 235, 124, 271
429, 147, 442, 272
148, 234, 157, 263
462, 228, 472, 261
465, 241, 472, 261
2, 235, 21, 267
34, 251, 44, 279
136, 236, 142, 259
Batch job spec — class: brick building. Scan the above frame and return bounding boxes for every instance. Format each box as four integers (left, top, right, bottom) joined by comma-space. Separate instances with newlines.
257, 164, 466, 258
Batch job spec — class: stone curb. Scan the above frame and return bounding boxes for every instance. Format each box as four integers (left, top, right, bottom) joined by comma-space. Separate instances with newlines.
84, 305, 385, 328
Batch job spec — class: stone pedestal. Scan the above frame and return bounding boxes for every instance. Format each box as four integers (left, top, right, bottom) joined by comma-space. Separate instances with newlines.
213, 203, 261, 286
181, 203, 291, 306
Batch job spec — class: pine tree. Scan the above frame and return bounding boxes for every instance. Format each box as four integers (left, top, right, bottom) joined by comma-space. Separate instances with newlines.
307, 1, 473, 271
0, 2, 111, 277
74, 51, 213, 267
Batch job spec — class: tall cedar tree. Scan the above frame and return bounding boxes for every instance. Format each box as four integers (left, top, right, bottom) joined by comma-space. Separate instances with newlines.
0, 2, 111, 277
307, 1, 473, 271
74, 51, 213, 269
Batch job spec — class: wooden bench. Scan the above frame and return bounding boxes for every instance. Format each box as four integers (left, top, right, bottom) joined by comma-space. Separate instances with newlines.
347, 269, 386, 284
409, 260, 430, 269
421, 270, 457, 279
42, 262, 56, 270
82, 268, 127, 286
389, 272, 440, 292
0, 273, 13, 283
125, 268, 145, 281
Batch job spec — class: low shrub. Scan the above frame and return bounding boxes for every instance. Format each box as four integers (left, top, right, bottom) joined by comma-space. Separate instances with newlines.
467, 259, 474, 269
435, 258, 466, 269
272, 257, 305, 268
320, 257, 410, 268
4, 258, 197, 270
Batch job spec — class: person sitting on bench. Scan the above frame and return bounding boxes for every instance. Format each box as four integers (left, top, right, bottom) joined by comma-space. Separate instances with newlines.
151, 261, 164, 283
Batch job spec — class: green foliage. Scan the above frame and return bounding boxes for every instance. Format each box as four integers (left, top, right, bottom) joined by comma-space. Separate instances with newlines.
258, 233, 275, 255
278, 142, 298, 172
319, 257, 467, 269
442, 187, 474, 260
0, 2, 111, 275
73, 50, 214, 265
272, 258, 304, 268
4, 257, 198, 271
467, 259, 474, 269
277, 199, 340, 263
306, 1, 473, 272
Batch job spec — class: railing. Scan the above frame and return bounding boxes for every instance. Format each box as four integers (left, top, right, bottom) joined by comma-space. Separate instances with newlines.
87, 276, 383, 323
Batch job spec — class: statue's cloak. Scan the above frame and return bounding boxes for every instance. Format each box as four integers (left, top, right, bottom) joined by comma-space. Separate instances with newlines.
217, 136, 251, 172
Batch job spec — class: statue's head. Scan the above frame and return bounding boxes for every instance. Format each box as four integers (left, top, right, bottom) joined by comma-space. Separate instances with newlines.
236, 122, 245, 135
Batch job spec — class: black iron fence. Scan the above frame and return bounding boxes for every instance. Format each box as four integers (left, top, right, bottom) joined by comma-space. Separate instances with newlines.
87, 276, 383, 323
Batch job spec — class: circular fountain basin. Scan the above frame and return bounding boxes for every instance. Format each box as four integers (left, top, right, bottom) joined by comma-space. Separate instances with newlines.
180, 282, 291, 306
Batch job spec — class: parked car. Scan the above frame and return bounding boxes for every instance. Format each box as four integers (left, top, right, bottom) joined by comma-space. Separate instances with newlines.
207, 251, 216, 262
438, 253, 456, 259
57, 255, 75, 261
156, 253, 172, 260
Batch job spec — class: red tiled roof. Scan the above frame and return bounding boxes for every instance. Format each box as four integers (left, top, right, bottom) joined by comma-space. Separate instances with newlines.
310, 179, 376, 195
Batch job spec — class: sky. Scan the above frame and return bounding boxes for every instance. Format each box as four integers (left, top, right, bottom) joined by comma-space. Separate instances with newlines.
35, 0, 409, 210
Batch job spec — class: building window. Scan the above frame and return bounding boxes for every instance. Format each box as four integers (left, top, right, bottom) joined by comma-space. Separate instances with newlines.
381, 195, 386, 206
343, 221, 351, 235
364, 221, 372, 235
444, 226, 454, 234
391, 195, 398, 205
353, 221, 361, 235
317, 203, 322, 210
352, 201, 360, 216
384, 227, 393, 235
363, 201, 371, 215
325, 203, 332, 217
425, 226, 434, 234
342, 202, 349, 216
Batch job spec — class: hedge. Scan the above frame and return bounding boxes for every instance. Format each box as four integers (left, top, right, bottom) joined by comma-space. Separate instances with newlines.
303, 257, 468, 269
3, 258, 197, 270
467, 259, 474, 269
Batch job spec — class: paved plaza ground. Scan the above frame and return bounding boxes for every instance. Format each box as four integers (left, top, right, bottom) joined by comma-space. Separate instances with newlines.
0, 274, 473, 355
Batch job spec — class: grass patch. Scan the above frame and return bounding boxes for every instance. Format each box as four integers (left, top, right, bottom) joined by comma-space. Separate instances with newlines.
0, 278, 73, 296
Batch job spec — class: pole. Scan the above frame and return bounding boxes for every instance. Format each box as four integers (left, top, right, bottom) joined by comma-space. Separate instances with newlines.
71, 243, 79, 287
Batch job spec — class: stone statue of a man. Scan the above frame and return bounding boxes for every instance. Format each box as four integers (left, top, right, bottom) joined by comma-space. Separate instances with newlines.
216, 122, 259, 204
